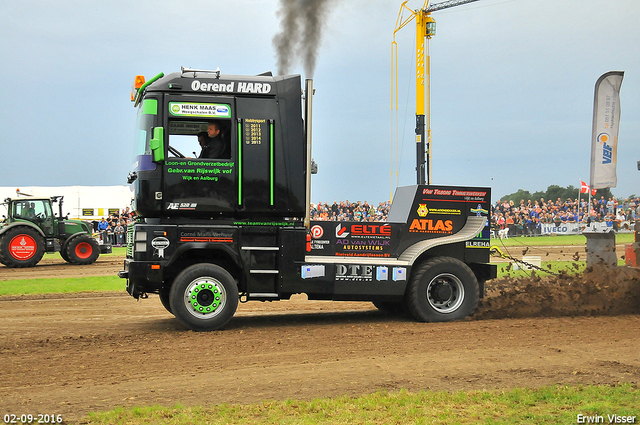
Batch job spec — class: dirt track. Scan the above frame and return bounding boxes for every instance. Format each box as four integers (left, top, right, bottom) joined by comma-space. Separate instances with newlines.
1, 253, 640, 423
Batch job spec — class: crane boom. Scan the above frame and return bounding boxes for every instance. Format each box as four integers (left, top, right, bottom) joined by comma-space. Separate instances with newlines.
426, 0, 479, 13
391, 0, 479, 188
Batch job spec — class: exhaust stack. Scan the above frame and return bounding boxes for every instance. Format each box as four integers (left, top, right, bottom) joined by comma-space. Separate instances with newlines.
304, 79, 314, 229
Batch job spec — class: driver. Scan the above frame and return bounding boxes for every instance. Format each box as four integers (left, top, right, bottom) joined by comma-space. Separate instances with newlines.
199, 121, 228, 159
25, 202, 36, 218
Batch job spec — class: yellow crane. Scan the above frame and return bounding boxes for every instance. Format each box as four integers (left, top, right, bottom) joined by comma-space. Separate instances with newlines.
392, 0, 479, 188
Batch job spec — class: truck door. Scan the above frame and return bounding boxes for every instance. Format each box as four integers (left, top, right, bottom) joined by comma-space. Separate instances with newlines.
236, 97, 280, 214
162, 96, 236, 216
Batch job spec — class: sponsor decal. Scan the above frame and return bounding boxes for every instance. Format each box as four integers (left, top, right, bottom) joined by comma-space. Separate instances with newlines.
167, 202, 198, 210
597, 133, 613, 164
336, 264, 374, 281
168, 102, 231, 118
165, 160, 234, 183
336, 239, 390, 251
470, 204, 489, 216
151, 237, 170, 258
180, 230, 233, 243
421, 188, 487, 202
310, 239, 330, 250
422, 188, 487, 197
9, 235, 36, 260
335, 224, 390, 239
409, 219, 453, 233
336, 264, 397, 282
335, 223, 349, 238
311, 225, 324, 239
190, 80, 273, 94
233, 221, 295, 227
466, 240, 490, 248
417, 204, 429, 217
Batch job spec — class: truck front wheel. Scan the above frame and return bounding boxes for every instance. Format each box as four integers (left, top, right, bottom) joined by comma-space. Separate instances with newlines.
404, 257, 479, 322
169, 263, 238, 331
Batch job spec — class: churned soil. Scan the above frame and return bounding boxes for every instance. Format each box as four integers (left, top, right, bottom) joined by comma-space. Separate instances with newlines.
0, 252, 639, 424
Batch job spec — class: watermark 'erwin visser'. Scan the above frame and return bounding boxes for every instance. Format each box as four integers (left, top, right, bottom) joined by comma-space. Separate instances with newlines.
577, 413, 636, 424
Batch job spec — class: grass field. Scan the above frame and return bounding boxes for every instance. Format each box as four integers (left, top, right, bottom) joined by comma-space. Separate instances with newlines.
0, 276, 123, 296
87, 385, 639, 425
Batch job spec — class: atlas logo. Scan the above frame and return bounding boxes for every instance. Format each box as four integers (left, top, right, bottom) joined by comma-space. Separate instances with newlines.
335, 224, 349, 238
417, 204, 429, 217
409, 219, 453, 232
311, 225, 324, 239
598, 133, 613, 164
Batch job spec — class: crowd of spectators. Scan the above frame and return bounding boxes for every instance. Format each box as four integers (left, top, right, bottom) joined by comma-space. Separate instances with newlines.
491, 196, 640, 237
94, 207, 134, 246
310, 201, 391, 222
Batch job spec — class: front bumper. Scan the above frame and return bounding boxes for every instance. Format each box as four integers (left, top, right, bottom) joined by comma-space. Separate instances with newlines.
119, 258, 166, 296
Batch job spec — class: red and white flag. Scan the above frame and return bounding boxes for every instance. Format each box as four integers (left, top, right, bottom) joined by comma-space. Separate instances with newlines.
580, 180, 590, 194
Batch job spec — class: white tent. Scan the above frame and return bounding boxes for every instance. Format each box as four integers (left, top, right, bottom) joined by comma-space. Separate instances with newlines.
0, 186, 133, 220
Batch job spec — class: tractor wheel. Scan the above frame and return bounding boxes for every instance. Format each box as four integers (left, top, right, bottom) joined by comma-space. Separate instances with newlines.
169, 263, 238, 331
404, 257, 479, 322
60, 245, 71, 263
0, 227, 45, 268
159, 290, 173, 315
65, 235, 100, 265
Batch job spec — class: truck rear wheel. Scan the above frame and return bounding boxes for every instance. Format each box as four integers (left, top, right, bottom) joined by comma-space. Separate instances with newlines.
66, 235, 100, 265
404, 257, 479, 322
169, 263, 238, 331
0, 227, 45, 268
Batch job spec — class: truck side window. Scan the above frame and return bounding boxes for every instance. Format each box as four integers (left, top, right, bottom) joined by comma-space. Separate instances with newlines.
167, 119, 231, 160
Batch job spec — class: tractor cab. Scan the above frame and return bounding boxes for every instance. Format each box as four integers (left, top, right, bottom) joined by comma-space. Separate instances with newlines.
6, 198, 56, 236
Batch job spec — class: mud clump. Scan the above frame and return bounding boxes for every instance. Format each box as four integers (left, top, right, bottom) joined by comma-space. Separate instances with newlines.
475, 266, 640, 320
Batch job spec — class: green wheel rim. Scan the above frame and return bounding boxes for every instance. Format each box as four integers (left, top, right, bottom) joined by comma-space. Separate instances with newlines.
183, 277, 227, 319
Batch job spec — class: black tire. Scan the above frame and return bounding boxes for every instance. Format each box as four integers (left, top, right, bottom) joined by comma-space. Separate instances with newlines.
65, 235, 100, 265
404, 256, 479, 322
0, 227, 45, 268
159, 290, 173, 315
169, 263, 238, 331
60, 243, 71, 263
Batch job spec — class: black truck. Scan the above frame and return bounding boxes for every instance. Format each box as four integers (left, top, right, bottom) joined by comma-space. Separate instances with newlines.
119, 68, 496, 331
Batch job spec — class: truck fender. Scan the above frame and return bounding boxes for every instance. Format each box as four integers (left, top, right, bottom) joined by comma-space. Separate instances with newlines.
166, 242, 242, 270
0, 221, 46, 238
398, 216, 486, 265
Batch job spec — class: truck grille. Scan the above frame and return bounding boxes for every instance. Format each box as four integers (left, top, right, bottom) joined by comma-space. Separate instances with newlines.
126, 223, 134, 258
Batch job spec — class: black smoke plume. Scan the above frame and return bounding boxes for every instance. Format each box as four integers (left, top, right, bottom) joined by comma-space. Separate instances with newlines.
273, 0, 333, 77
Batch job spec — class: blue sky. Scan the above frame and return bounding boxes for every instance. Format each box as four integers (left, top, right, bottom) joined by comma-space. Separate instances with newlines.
1, 0, 638, 205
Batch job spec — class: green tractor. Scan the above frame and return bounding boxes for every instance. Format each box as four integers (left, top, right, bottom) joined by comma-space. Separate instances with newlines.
0, 196, 110, 268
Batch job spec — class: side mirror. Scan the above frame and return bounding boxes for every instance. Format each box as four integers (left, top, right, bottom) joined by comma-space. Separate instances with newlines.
149, 127, 165, 162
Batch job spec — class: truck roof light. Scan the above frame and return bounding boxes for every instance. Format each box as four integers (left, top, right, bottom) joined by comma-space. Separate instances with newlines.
131, 75, 146, 101
134, 75, 146, 89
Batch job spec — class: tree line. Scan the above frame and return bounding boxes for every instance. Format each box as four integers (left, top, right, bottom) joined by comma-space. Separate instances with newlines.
498, 185, 627, 204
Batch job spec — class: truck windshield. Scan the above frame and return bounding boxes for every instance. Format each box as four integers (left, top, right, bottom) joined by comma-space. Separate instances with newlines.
134, 105, 154, 157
